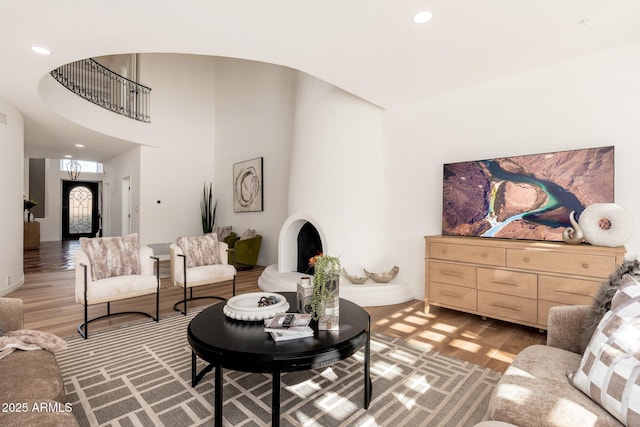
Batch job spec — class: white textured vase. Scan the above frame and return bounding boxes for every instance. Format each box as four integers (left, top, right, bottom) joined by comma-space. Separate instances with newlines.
578, 203, 634, 247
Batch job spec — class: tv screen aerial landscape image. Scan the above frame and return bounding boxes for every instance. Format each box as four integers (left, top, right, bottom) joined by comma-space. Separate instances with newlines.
442, 146, 614, 241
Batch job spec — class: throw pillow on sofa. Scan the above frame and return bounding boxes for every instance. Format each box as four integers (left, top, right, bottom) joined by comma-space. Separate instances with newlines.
176, 234, 221, 268
570, 274, 640, 426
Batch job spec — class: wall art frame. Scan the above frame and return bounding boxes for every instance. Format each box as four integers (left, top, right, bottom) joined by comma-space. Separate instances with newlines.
233, 157, 263, 212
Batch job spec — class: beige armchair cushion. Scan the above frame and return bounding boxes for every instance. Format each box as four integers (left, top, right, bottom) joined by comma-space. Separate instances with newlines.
79, 233, 141, 280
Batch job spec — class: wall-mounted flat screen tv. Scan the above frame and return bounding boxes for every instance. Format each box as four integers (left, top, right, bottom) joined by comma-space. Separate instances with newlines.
442, 146, 614, 241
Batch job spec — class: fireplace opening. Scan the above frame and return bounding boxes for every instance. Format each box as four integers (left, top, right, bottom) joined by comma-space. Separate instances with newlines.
297, 222, 322, 274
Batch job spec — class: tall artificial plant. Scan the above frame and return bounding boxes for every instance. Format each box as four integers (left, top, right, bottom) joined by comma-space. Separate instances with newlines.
201, 182, 217, 234
310, 254, 341, 320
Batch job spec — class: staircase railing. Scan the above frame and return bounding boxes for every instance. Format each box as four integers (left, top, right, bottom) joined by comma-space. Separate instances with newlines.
50, 58, 151, 123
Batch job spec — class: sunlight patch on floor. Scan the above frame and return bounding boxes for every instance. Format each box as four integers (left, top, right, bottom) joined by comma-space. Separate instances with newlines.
432, 322, 457, 333
403, 315, 429, 326
392, 391, 418, 410
287, 379, 322, 398
461, 330, 481, 340
375, 318, 391, 327
405, 374, 431, 393
315, 391, 358, 419
418, 329, 447, 342
450, 338, 481, 353
486, 349, 516, 364
390, 323, 417, 334
389, 349, 418, 364
372, 360, 404, 379
320, 367, 339, 381
370, 338, 390, 352
407, 339, 433, 351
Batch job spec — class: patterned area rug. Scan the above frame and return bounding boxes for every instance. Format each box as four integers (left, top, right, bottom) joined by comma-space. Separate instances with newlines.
56, 308, 500, 426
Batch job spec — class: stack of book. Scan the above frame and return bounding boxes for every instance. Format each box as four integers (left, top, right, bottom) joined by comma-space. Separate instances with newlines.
264, 313, 313, 342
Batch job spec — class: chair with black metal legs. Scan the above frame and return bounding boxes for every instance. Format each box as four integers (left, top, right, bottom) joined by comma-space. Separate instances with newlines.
74, 233, 160, 339
170, 234, 237, 315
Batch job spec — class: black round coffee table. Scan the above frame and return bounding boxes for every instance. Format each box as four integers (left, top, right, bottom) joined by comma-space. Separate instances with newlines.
187, 292, 372, 426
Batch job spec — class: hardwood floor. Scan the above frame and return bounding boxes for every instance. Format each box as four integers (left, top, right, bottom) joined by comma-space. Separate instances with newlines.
11, 240, 546, 373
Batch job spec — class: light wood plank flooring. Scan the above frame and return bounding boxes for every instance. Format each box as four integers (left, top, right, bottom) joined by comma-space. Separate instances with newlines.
11, 241, 546, 373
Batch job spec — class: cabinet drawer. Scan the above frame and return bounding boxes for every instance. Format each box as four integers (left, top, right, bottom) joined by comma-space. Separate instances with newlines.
429, 282, 477, 311
507, 248, 617, 278
430, 242, 505, 266
477, 268, 537, 299
430, 261, 476, 288
478, 291, 537, 324
538, 275, 598, 305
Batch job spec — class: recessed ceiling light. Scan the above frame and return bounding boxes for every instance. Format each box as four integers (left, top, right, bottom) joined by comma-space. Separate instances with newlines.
30, 46, 52, 55
65, 155, 72, 158
75, 144, 85, 148
413, 11, 433, 24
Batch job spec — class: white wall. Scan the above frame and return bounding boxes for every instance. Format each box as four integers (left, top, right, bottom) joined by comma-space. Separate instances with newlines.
136, 54, 217, 246
384, 41, 640, 299
213, 58, 297, 266
289, 73, 387, 273
103, 147, 140, 237
0, 100, 25, 296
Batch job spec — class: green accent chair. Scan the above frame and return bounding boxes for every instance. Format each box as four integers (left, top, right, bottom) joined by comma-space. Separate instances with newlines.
227, 234, 262, 270
222, 232, 237, 246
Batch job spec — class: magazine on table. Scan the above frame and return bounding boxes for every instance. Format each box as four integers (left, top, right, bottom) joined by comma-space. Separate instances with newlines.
264, 313, 313, 341
264, 313, 312, 332
269, 328, 314, 342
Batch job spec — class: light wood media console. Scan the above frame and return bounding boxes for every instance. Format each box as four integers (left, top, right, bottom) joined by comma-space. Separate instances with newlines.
424, 235, 626, 330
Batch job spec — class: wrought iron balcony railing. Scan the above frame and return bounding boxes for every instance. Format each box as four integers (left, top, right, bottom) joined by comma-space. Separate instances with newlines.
50, 58, 151, 123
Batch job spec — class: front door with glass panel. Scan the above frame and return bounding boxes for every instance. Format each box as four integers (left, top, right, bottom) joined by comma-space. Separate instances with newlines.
62, 181, 100, 239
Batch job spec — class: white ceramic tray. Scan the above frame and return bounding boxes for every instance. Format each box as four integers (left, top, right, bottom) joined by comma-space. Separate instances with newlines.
223, 292, 290, 321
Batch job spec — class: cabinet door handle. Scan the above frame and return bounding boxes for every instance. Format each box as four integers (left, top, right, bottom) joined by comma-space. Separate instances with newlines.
439, 270, 462, 278
489, 302, 521, 311
491, 280, 520, 287
554, 289, 591, 297
441, 291, 463, 299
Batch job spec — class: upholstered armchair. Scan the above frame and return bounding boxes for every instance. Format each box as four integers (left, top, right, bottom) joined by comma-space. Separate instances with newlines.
170, 233, 236, 315
75, 234, 160, 339
227, 232, 262, 270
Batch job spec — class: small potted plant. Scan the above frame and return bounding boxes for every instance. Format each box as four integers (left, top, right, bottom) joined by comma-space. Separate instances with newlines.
23, 198, 38, 222
309, 254, 341, 330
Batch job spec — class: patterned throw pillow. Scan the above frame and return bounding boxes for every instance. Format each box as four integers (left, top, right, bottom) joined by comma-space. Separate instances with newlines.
80, 233, 141, 281
212, 225, 232, 242
570, 274, 640, 426
240, 228, 257, 240
176, 234, 221, 268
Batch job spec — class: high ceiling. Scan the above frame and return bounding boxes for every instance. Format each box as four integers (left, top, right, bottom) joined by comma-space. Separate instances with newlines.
2, 0, 640, 162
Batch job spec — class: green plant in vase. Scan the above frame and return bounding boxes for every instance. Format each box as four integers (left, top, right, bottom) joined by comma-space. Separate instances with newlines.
309, 254, 341, 322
